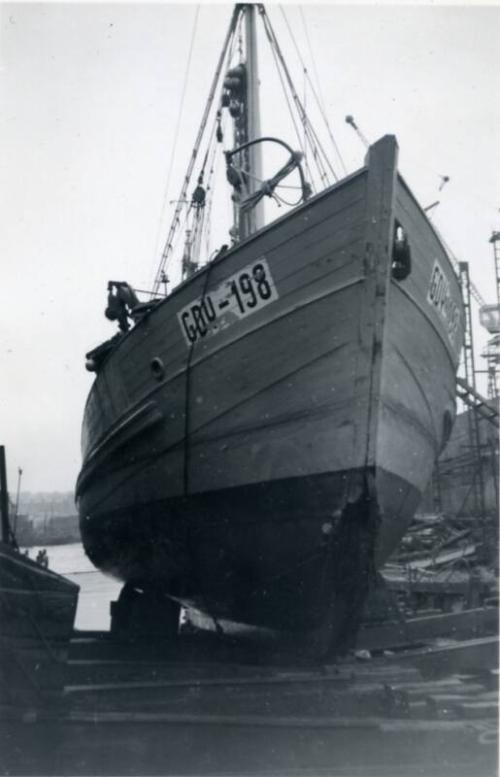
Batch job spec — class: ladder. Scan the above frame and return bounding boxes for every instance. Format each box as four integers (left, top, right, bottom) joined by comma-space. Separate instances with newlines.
491, 230, 500, 306
458, 263, 477, 391
457, 263, 488, 527
485, 231, 500, 398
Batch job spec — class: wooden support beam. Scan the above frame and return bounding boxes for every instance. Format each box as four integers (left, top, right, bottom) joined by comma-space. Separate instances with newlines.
357, 607, 498, 651
395, 636, 499, 677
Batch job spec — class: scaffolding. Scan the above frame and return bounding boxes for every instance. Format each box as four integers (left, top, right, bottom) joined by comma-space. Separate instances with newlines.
479, 231, 500, 399
456, 262, 488, 530
492, 230, 500, 304
426, 244, 498, 560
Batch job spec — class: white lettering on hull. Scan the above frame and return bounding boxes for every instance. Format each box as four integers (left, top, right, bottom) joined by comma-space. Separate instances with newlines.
427, 259, 462, 353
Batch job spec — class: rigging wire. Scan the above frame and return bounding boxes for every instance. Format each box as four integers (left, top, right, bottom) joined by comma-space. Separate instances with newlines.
276, 6, 317, 166
153, 4, 358, 290
261, 7, 338, 185
264, 31, 312, 188
264, 5, 333, 185
282, 5, 348, 176
298, 8, 325, 118
299, 6, 348, 176
193, 18, 239, 266
202, 114, 228, 261
302, 55, 307, 174
261, 12, 323, 191
148, 5, 200, 291
158, 8, 242, 283
163, 204, 193, 280
153, 5, 241, 294
188, 95, 231, 269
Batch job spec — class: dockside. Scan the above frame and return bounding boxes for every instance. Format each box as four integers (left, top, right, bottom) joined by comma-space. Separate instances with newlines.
1, 601, 498, 777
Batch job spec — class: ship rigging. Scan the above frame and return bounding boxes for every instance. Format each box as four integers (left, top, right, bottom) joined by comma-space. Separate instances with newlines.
151, 4, 345, 295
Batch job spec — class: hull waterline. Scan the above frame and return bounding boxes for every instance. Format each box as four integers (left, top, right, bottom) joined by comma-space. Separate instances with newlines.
77, 136, 464, 641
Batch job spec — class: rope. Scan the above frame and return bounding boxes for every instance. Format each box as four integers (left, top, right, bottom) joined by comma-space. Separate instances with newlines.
274, 192, 303, 208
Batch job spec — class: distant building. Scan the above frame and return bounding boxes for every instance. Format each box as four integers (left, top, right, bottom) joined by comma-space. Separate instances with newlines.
13, 492, 80, 546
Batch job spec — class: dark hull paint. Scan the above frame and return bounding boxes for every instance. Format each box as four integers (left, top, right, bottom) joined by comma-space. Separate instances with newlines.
80, 467, 420, 631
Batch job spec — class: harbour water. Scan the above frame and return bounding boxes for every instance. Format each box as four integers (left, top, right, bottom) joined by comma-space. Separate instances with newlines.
25, 542, 121, 631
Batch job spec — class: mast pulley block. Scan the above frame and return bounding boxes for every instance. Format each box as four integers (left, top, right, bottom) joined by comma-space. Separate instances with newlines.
192, 184, 206, 208
223, 64, 247, 97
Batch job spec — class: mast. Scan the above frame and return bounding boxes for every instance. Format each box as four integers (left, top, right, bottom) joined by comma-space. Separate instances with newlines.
240, 3, 263, 239
0, 446, 10, 544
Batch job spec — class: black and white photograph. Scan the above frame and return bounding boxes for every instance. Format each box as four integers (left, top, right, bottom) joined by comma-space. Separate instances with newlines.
1, 2, 499, 775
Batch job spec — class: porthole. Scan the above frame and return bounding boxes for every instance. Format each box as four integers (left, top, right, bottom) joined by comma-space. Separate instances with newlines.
391, 222, 412, 281
150, 357, 165, 381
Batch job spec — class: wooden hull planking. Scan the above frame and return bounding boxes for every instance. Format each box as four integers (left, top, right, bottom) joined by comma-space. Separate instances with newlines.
77, 136, 463, 633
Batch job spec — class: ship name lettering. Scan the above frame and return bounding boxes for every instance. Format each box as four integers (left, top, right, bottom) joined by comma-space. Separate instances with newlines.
177, 259, 278, 346
180, 298, 216, 343
427, 260, 461, 349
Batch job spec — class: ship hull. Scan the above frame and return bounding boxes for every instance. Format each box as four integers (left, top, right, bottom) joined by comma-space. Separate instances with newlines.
0, 542, 79, 712
77, 136, 463, 638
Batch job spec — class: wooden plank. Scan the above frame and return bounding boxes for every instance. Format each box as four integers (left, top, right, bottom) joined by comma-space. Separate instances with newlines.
455, 701, 499, 719
65, 659, 423, 691
400, 679, 486, 696
395, 636, 499, 677
404, 544, 477, 570
65, 709, 498, 733
424, 692, 498, 705
67, 710, 383, 728
357, 607, 498, 651
63, 668, 354, 693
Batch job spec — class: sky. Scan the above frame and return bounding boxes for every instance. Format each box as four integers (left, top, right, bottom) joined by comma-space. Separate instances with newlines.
1, 2, 500, 493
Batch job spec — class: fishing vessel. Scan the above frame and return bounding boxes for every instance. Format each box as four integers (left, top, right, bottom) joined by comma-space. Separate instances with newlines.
0, 447, 79, 713
76, 5, 464, 653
